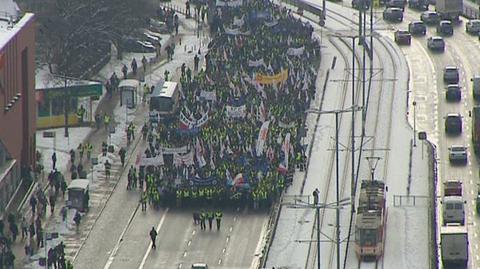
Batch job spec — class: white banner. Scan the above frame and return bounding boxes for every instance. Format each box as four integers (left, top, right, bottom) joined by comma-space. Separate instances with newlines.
264, 20, 278, 27
173, 151, 194, 166
196, 112, 209, 128
248, 58, 265, 67
226, 105, 246, 118
180, 110, 209, 129
233, 15, 245, 27
287, 46, 305, 56
161, 146, 188, 154
216, 0, 243, 7
224, 27, 250, 35
200, 90, 217, 101
256, 120, 270, 156
279, 121, 296, 129
139, 154, 164, 166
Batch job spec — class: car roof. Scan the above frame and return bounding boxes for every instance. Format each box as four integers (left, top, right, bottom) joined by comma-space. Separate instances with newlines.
440, 20, 452, 24
430, 36, 443, 40
396, 30, 410, 34
387, 7, 403, 11
469, 19, 480, 23
445, 65, 458, 70
446, 113, 461, 117
192, 263, 207, 266
450, 145, 466, 149
410, 20, 424, 24
423, 11, 437, 15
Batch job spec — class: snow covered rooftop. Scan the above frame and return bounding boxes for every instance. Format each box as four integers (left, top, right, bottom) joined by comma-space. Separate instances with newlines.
0, 8, 33, 52
35, 64, 102, 90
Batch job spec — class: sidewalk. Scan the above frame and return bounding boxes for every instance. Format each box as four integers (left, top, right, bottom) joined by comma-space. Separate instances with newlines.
10, 28, 186, 269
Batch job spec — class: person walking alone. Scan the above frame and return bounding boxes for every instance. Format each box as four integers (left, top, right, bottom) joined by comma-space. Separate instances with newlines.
215, 209, 223, 230
149, 227, 158, 249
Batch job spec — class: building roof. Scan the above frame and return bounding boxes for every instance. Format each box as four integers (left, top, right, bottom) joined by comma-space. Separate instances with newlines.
0, 2, 33, 52
68, 179, 90, 191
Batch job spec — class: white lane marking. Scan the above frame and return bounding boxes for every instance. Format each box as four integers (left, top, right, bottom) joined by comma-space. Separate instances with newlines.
138, 208, 170, 269
183, 251, 187, 257
218, 259, 222, 265
222, 248, 226, 253
104, 205, 140, 269
188, 240, 191, 246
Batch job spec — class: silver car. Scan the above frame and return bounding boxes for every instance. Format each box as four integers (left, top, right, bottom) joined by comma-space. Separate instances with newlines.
449, 145, 468, 164
466, 19, 480, 34
427, 36, 445, 51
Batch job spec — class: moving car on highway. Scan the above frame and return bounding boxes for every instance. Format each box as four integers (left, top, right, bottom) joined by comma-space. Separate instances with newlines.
445, 84, 461, 102
394, 30, 412, 45
466, 19, 480, 35
443, 66, 460, 84
449, 145, 468, 164
437, 20, 454, 36
421, 11, 441, 25
427, 36, 445, 52
383, 8, 404, 22
444, 113, 462, 134
408, 20, 427, 35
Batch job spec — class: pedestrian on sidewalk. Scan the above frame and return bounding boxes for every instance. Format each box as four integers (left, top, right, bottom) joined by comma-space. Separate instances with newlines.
9, 221, 18, 242
194, 54, 199, 72
102, 142, 108, 157
78, 143, 84, 160
73, 211, 81, 231
149, 227, 157, 249
37, 227, 44, 248
21, 216, 28, 240
105, 160, 111, 180
104, 114, 111, 132
131, 58, 138, 76
30, 195, 37, 216
52, 152, 57, 170
60, 206, 67, 223
185, 0, 191, 17
49, 189, 56, 214
61, 180, 67, 199
86, 143, 93, 160
69, 149, 75, 163
142, 56, 148, 74
95, 113, 102, 129
122, 64, 128, 79
28, 222, 35, 238
119, 147, 126, 166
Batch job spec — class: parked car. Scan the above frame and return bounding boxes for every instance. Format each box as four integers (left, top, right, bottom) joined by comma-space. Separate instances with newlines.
449, 145, 468, 164
445, 84, 461, 101
445, 113, 462, 134
421, 11, 441, 25
394, 30, 412, 45
466, 19, 480, 34
383, 7, 404, 22
386, 0, 406, 9
427, 36, 445, 51
409, 20, 427, 35
437, 20, 454, 36
121, 37, 156, 53
443, 66, 459, 84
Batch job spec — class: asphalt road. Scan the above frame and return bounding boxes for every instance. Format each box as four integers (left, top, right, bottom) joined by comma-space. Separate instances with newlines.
389, 6, 480, 269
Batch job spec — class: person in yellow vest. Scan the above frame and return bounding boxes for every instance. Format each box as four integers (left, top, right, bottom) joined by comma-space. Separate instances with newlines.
76, 105, 86, 124
85, 143, 93, 160
104, 114, 111, 132
215, 209, 223, 230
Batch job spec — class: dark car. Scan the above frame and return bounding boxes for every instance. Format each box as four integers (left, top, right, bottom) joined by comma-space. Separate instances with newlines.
421, 11, 440, 25
394, 30, 412, 45
443, 66, 460, 84
408, 21, 427, 35
437, 20, 454, 36
445, 84, 461, 101
352, 0, 371, 9
466, 19, 480, 35
408, 0, 428, 10
445, 113, 462, 134
383, 8, 403, 22
427, 36, 445, 52
386, 0, 406, 10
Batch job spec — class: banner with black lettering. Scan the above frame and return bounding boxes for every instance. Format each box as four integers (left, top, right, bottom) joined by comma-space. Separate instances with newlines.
226, 105, 246, 118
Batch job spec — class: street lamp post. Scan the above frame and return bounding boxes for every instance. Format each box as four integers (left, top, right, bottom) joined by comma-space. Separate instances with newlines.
413, 100, 417, 147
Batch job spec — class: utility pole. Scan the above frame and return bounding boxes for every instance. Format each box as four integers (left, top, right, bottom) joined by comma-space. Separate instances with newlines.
64, 73, 69, 137
306, 106, 361, 269
286, 195, 350, 269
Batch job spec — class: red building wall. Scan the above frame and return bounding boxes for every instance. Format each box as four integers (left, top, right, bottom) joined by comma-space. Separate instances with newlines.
0, 13, 36, 169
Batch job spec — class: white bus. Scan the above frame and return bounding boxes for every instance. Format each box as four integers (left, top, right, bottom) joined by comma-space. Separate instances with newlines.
149, 81, 180, 122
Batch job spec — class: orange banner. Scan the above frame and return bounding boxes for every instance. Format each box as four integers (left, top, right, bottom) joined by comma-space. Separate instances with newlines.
255, 69, 289, 85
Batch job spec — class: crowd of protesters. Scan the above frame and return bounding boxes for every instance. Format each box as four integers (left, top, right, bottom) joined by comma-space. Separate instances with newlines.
130, 0, 319, 209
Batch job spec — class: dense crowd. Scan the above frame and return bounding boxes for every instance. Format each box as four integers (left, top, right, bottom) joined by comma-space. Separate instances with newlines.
135, 0, 320, 208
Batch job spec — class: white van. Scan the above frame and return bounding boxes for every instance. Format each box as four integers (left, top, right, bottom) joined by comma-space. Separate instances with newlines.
149, 81, 180, 122
443, 196, 465, 225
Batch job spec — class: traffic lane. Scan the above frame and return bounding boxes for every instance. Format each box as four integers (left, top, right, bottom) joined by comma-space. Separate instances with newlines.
140, 210, 198, 269
74, 143, 146, 269
103, 207, 168, 269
